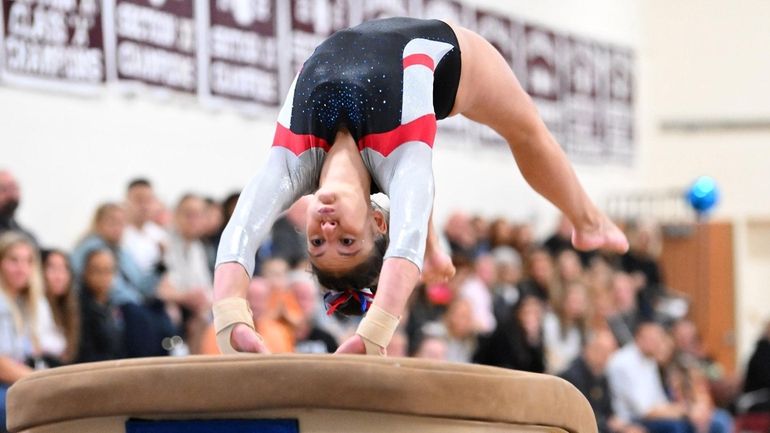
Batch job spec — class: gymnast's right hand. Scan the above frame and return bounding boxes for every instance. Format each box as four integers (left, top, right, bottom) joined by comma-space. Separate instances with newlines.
230, 323, 271, 354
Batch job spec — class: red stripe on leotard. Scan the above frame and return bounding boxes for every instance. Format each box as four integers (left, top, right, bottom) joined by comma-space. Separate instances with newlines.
402, 54, 435, 71
272, 123, 332, 155
358, 114, 437, 157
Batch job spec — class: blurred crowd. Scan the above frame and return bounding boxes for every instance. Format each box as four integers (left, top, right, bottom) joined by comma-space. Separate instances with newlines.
0, 168, 768, 433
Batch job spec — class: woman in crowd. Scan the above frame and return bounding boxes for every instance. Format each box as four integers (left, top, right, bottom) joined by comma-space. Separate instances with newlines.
544, 281, 590, 374
77, 248, 124, 362
41, 249, 80, 364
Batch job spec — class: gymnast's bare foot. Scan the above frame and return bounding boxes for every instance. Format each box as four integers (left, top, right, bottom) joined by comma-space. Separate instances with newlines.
571, 213, 629, 253
230, 324, 271, 354
421, 249, 456, 285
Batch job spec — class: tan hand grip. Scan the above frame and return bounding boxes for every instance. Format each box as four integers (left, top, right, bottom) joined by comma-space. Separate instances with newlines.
213, 297, 260, 354
356, 304, 400, 356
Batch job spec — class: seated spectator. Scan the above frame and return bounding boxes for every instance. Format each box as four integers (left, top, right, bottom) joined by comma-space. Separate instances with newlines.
606, 272, 645, 347
414, 334, 448, 361
442, 298, 478, 363
443, 211, 478, 261
0, 233, 38, 430
470, 215, 491, 254
742, 320, 770, 412
41, 249, 80, 364
608, 321, 730, 433
290, 272, 338, 354
157, 194, 213, 354
621, 220, 664, 316
556, 249, 584, 286
77, 249, 124, 362
488, 218, 514, 250
270, 197, 310, 270
459, 254, 497, 334
122, 179, 167, 276
511, 223, 536, 255
544, 281, 590, 374
71, 203, 173, 357
519, 247, 559, 303
0, 170, 38, 245
248, 276, 295, 353
474, 294, 545, 373
560, 329, 644, 433
490, 246, 522, 325
201, 197, 224, 274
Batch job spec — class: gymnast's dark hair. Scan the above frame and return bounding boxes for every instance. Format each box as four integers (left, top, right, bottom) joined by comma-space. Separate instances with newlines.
311, 234, 389, 316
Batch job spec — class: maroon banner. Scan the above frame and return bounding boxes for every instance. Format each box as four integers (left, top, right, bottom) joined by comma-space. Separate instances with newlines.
115, 0, 196, 92
606, 47, 634, 163
475, 9, 512, 65
523, 24, 565, 143
206, 0, 278, 105
360, 0, 408, 21
2, 0, 104, 87
290, 0, 351, 74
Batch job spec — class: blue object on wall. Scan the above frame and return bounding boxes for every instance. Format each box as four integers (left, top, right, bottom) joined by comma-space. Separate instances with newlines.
686, 176, 719, 215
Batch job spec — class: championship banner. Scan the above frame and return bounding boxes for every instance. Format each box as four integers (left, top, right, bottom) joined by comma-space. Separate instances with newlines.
606, 47, 634, 163
563, 36, 600, 161
200, 0, 279, 108
359, 0, 408, 21
1, 0, 105, 92
113, 0, 197, 92
289, 0, 352, 74
523, 23, 566, 144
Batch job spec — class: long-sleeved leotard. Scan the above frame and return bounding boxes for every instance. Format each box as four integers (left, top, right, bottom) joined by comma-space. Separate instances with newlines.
216, 18, 461, 276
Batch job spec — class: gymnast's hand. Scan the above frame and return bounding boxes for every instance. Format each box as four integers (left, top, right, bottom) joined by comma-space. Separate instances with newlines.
571, 212, 629, 253
335, 334, 368, 355
230, 323, 271, 354
421, 248, 456, 285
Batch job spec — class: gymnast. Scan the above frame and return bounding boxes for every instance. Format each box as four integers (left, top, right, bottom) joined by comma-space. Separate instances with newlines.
213, 17, 629, 356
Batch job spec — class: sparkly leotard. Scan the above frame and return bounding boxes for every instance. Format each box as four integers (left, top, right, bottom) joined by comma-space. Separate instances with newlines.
216, 18, 461, 276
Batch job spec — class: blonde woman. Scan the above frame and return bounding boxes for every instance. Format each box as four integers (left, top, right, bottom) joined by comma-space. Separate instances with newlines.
0, 232, 46, 429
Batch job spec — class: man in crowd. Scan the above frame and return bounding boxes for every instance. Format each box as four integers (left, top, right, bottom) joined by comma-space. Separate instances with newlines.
0, 170, 37, 244
122, 178, 167, 275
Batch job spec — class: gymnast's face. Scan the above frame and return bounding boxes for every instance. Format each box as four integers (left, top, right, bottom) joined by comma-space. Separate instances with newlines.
306, 186, 386, 273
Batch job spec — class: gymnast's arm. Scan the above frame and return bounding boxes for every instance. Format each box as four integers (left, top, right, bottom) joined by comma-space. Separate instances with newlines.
213, 147, 318, 351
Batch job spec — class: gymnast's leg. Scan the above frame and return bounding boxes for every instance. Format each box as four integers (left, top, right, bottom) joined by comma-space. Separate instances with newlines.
446, 24, 628, 253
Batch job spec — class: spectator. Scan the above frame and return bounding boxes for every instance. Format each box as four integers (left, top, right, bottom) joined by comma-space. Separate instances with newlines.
0, 232, 61, 368
71, 203, 173, 357
443, 211, 478, 260
742, 320, 770, 412
414, 335, 448, 361
621, 221, 664, 317
41, 249, 80, 364
0, 232, 38, 433
543, 214, 574, 257
474, 294, 545, 373
201, 197, 224, 274
246, 277, 295, 353
0, 170, 37, 245
442, 298, 478, 363
270, 197, 310, 269
560, 329, 644, 433
458, 254, 497, 334
77, 249, 124, 362
606, 272, 645, 347
544, 281, 590, 374
470, 215, 491, 254
607, 321, 718, 433
291, 272, 338, 354
519, 247, 559, 303
490, 246, 522, 325
122, 179, 167, 276
488, 218, 514, 250
511, 223, 536, 255
157, 194, 213, 354
556, 249, 584, 286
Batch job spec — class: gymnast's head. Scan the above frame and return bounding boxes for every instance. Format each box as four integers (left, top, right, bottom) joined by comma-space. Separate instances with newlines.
305, 186, 389, 316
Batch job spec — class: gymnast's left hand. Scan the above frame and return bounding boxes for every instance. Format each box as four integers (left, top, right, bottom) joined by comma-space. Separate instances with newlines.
335, 334, 368, 355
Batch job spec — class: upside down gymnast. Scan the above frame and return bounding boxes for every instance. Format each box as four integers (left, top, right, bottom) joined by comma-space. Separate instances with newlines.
212, 17, 629, 356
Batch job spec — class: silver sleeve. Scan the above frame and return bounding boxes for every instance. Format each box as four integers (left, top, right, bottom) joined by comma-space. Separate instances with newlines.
378, 143, 434, 271
215, 147, 321, 276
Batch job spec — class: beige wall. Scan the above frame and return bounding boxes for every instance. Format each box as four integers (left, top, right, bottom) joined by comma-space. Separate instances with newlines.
639, 0, 770, 363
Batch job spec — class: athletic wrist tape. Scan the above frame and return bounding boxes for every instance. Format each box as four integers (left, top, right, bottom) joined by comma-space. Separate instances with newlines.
356, 304, 400, 356
213, 297, 259, 354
